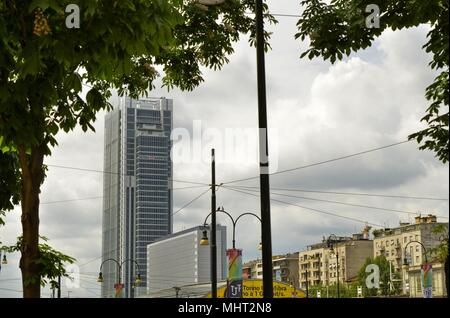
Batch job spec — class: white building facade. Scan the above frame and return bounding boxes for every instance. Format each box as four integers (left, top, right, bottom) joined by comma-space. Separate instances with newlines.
146, 225, 227, 295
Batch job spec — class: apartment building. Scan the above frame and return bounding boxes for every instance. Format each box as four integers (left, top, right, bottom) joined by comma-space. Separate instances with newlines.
373, 214, 448, 296
243, 253, 300, 289
298, 227, 373, 290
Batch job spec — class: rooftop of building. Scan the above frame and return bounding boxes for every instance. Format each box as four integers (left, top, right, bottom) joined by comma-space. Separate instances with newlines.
243, 252, 300, 267
304, 226, 373, 251
373, 214, 448, 238
148, 224, 227, 245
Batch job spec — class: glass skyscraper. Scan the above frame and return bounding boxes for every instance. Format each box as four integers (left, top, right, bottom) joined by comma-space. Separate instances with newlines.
101, 97, 173, 298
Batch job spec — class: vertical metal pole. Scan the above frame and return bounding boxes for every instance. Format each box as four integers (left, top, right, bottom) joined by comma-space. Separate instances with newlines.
57, 261, 61, 299
305, 268, 309, 298
255, 0, 273, 299
57, 274, 61, 298
211, 149, 217, 298
232, 223, 236, 249
336, 251, 340, 298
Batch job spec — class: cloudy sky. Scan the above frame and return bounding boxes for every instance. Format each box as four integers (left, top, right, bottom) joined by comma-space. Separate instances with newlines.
1, 0, 448, 297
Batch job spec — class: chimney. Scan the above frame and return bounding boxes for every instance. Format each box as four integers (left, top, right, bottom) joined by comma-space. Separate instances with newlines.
362, 225, 371, 240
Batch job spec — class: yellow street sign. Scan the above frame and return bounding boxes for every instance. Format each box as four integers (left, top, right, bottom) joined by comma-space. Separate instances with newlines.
207, 279, 306, 298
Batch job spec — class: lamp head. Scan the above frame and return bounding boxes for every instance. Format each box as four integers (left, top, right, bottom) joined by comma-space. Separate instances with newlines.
200, 230, 209, 246
403, 257, 409, 266
97, 272, 104, 283
135, 274, 142, 285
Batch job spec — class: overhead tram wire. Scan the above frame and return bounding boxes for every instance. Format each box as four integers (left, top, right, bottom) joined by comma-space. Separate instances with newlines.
78, 187, 211, 268
227, 185, 450, 201
39, 185, 210, 205
45, 163, 210, 186
172, 187, 211, 216
222, 185, 449, 219
221, 186, 385, 228
223, 140, 412, 185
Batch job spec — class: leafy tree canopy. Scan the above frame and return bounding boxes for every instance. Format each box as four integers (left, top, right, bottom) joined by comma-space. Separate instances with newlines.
0, 0, 276, 154
0, 150, 20, 224
4, 236, 75, 287
296, 0, 449, 163
357, 255, 401, 297
0, 0, 276, 297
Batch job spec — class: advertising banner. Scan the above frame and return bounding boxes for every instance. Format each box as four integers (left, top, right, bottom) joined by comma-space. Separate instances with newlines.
208, 280, 306, 298
226, 249, 243, 298
421, 264, 433, 298
114, 283, 124, 298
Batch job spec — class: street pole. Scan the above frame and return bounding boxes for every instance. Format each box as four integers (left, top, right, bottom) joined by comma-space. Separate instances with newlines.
255, 0, 273, 299
57, 261, 61, 299
336, 251, 340, 298
57, 274, 61, 298
305, 268, 309, 298
211, 149, 217, 298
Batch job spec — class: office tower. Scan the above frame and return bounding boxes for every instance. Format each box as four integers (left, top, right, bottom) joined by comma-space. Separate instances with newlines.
146, 225, 228, 295
101, 97, 173, 297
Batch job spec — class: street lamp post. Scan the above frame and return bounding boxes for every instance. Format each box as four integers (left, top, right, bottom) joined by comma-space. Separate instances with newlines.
211, 149, 217, 298
200, 207, 262, 250
200, 207, 262, 298
402, 241, 429, 297
197, 0, 274, 298
326, 234, 340, 298
255, 0, 273, 299
97, 258, 142, 298
403, 240, 428, 266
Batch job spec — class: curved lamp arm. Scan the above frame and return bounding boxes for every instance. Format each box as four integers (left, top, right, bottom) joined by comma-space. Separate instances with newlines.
121, 258, 142, 285
235, 212, 262, 224
120, 259, 141, 274
203, 208, 236, 248
99, 258, 121, 283
202, 208, 235, 227
403, 240, 428, 264
202, 208, 262, 249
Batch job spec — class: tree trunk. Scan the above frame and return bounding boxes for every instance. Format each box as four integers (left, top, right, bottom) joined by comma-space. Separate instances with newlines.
446, 237, 449, 297
18, 145, 45, 298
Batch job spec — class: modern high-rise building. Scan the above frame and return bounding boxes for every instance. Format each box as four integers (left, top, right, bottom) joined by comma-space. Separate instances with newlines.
101, 97, 173, 298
